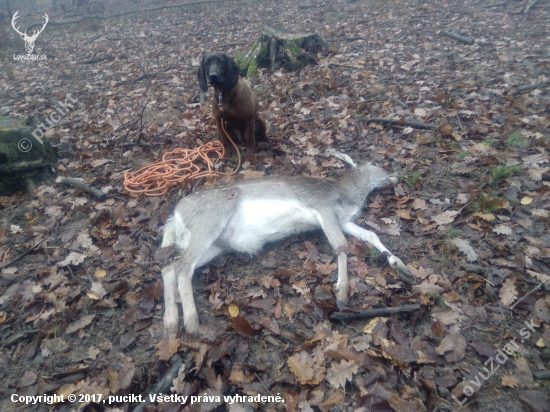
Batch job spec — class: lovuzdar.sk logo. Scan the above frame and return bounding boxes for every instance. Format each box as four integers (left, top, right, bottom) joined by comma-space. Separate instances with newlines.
12, 11, 48, 61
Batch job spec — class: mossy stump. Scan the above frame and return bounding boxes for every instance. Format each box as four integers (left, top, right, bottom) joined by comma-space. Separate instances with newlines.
0, 116, 57, 194
236, 26, 326, 77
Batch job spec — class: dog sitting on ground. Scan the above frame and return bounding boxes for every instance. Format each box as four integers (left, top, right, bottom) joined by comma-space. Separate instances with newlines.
198, 52, 266, 161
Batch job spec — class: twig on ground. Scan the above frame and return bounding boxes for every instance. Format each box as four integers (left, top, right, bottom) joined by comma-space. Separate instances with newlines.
390, 97, 408, 109
481, 2, 507, 8
509, 279, 550, 311
59, 177, 107, 201
523, 0, 541, 14
134, 353, 191, 412
516, 83, 549, 92
363, 117, 439, 130
77, 56, 113, 64
331, 304, 421, 322
280, 116, 340, 131
0, 238, 48, 270
442, 30, 475, 45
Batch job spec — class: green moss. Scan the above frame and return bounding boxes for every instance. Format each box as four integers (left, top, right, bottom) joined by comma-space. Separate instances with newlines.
286, 40, 300, 56
246, 59, 259, 77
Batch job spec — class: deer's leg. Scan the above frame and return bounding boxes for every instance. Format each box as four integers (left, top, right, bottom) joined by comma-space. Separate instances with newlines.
162, 265, 179, 334
174, 257, 200, 335
319, 213, 350, 309
172, 187, 242, 334
342, 222, 415, 284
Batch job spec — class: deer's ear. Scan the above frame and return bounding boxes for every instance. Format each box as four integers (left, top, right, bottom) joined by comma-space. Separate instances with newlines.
197, 55, 208, 92
223, 55, 240, 90
330, 151, 358, 169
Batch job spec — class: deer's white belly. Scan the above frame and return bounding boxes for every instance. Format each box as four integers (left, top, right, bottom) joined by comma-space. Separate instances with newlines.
220, 199, 321, 253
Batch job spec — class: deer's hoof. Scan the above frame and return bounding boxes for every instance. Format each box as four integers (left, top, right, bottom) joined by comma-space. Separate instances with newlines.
398, 267, 416, 285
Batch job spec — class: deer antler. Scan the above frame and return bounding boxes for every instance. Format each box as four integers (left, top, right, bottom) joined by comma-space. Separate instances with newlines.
29, 13, 49, 40
11, 11, 25, 37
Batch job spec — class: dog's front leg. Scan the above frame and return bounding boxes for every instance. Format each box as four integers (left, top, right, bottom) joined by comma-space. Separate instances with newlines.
244, 121, 256, 162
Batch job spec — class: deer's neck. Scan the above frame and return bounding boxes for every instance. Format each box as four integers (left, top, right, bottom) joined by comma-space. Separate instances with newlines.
340, 173, 374, 210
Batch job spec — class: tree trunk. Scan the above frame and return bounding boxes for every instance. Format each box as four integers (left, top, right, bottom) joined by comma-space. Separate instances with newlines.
236, 26, 326, 76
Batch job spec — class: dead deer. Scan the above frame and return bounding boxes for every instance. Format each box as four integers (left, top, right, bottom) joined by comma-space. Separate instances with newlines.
160, 151, 415, 334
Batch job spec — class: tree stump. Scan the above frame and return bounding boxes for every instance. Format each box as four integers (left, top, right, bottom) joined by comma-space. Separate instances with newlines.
236, 26, 326, 76
0, 116, 57, 194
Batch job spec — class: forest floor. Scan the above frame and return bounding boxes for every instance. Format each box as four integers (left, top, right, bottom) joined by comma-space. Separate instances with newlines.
0, 0, 549, 411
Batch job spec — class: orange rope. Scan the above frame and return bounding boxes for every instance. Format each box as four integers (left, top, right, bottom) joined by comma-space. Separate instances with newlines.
124, 119, 242, 197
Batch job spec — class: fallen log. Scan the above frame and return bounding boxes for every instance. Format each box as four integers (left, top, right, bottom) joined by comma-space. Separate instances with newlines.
331, 304, 421, 322
58, 177, 107, 200
442, 30, 475, 45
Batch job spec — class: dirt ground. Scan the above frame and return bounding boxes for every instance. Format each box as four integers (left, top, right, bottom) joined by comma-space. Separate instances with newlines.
1, 0, 550, 411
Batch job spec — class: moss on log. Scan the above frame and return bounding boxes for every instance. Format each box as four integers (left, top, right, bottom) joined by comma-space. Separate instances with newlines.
0, 116, 57, 194
236, 26, 326, 77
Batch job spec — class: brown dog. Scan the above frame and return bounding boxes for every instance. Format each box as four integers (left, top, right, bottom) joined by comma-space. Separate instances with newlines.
198, 52, 266, 160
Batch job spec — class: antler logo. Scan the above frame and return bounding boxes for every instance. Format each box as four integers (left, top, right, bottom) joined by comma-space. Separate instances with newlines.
11, 11, 49, 54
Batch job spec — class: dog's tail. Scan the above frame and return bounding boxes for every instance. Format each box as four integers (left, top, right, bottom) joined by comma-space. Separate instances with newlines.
255, 114, 267, 140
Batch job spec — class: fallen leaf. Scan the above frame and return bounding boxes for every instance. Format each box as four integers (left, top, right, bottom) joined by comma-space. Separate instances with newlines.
65, 314, 95, 335
493, 224, 512, 235
431, 211, 458, 226
95, 269, 107, 278
228, 303, 239, 318
326, 359, 358, 389
156, 336, 179, 361
17, 371, 37, 388
231, 316, 256, 337
500, 277, 518, 306
287, 351, 315, 383
521, 196, 533, 205
502, 374, 519, 388
435, 333, 466, 363
57, 252, 87, 267
452, 238, 478, 262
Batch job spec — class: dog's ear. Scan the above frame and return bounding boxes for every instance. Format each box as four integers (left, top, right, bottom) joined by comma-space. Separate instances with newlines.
223, 55, 240, 90
198, 55, 208, 92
